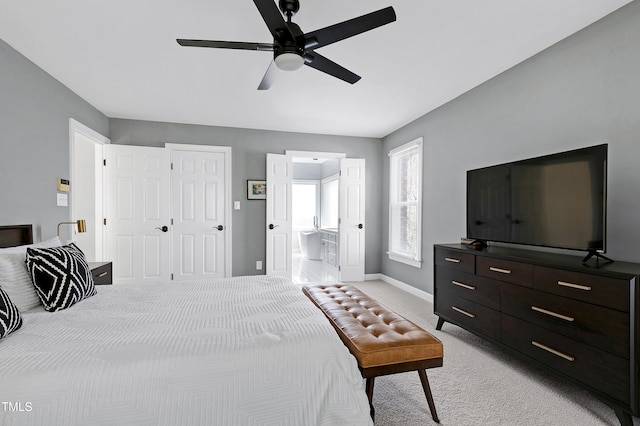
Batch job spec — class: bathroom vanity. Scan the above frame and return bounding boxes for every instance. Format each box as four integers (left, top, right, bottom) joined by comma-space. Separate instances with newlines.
320, 229, 339, 273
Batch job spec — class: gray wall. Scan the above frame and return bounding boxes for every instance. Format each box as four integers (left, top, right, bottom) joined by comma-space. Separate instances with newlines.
0, 39, 109, 242
109, 119, 383, 276
381, 1, 640, 294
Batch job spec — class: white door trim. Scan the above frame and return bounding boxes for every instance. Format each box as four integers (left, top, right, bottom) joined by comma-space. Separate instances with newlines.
69, 118, 110, 259
165, 144, 232, 277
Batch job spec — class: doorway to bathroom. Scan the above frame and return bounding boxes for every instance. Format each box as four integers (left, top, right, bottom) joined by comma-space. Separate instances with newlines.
266, 151, 365, 282
291, 158, 339, 284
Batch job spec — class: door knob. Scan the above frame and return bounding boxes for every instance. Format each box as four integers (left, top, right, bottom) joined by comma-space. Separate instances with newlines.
269, 224, 279, 230
214, 225, 224, 231
155, 226, 169, 232
358, 223, 364, 229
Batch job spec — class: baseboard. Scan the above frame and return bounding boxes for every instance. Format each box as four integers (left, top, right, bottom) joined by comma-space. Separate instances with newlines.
365, 273, 433, 304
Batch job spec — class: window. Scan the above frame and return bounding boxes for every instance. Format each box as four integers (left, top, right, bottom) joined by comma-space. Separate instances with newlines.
388, 138, 423, 267
292, 181, 320, 230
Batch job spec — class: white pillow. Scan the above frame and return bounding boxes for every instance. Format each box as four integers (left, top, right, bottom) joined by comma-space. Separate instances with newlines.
0, 236, 61, 254
0, 237, 63, 311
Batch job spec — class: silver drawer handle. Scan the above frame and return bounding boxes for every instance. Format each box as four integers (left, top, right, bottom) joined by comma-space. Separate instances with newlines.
531, 341, 575, 362
97, 272, 108, 278
489, 267, 512, 274
531, 306, 575, 322
445, 257, 461, 263
557, 281, 592, 291
452, 306, 476, 318
452, 280, 476, 290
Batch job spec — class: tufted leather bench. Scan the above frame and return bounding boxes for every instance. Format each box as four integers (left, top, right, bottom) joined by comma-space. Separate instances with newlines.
302, 284, 443, 422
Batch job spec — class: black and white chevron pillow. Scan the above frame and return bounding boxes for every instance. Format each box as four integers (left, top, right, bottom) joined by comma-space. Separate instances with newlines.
26, 243, 97, 312
0, 285, 23, 340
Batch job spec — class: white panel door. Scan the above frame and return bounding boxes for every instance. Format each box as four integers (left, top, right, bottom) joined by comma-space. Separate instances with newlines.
339, 158, 365, 282
171, 150, 227, 280
105, 145, 171, 283
266, 154, 292, 278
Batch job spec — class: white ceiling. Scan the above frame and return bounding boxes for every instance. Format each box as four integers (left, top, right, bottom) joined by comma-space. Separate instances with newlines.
0, 0, 632, 138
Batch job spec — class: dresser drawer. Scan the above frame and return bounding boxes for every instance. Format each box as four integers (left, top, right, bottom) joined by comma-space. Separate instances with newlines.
436, 291, 500, 341
477, 256, 532, 287
502, 314, 629, 404
435, 267, 500, 310
89, 262, 112, 285
434, 247, 475, 274
533, 266, 630, 312
501, 284, 629, 358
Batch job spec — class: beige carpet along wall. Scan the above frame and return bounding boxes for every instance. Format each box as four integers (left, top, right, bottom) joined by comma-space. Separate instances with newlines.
381, 1, 640, 295
108, 119, 384, 277
0, 38, 109, 241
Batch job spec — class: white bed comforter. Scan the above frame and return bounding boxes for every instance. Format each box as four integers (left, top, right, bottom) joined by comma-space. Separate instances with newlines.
0, 276, 372, 426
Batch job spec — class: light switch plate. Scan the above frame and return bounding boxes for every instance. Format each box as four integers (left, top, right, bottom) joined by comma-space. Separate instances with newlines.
234, 201, 241, 210
57, 193, 68, 207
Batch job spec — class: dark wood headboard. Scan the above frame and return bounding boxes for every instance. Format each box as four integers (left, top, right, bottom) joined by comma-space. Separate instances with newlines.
0, 225, 33, 248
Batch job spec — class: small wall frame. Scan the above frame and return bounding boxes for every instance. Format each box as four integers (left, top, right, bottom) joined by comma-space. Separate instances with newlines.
247, 180, 266, 200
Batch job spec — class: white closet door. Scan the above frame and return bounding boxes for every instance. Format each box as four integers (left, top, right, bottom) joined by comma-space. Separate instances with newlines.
266, 153, 292, 278
171, 150, 227, 280
339, 158, 366, 282
105, 145, 171, 283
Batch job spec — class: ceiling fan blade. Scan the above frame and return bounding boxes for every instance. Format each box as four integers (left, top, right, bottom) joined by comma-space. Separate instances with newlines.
253, 0, 293, 40
177, 39, 274, 51
258, 60, 280, 90
303, 6, 396, 50
304, 52, 361, 84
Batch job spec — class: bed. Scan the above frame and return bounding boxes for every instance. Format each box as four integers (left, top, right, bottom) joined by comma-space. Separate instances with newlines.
0, 225, 372, 425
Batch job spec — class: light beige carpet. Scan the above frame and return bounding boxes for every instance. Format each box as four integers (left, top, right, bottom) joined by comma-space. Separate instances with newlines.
352, 280, 639, 426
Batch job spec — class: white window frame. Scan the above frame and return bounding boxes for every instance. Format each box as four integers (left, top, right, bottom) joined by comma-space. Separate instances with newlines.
387, 137, 423, 268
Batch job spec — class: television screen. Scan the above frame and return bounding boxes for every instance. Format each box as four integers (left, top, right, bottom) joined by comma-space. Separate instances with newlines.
467, 144, 607, 252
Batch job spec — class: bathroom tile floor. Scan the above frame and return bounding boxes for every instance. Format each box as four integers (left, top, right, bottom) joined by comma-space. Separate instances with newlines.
292, 252, 338, 284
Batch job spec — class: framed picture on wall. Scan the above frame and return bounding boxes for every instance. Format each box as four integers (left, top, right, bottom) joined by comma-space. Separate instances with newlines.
247, 180, 266, 200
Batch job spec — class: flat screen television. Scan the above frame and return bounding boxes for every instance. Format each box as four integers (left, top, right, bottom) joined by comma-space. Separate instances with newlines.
466, 144, 608, 262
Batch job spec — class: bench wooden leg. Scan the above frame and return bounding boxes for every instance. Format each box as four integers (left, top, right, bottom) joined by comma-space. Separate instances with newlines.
615, 409, 633, 426
366, 377, 376, 420
418, 369, 440, 423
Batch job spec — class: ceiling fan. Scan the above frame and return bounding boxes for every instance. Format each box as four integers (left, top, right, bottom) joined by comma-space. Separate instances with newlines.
177, 0, 396, 90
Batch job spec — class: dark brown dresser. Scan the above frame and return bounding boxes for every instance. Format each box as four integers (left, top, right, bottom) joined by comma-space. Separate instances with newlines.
434, 243, 639, 426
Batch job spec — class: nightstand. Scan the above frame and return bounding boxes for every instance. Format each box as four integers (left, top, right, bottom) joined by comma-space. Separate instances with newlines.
89, 262, 112, 285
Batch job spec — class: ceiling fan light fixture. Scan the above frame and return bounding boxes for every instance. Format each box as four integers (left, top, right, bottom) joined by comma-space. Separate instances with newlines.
275, 52, 304, 71
177, 2, 396, 89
